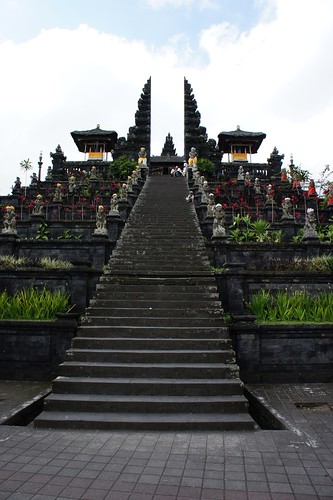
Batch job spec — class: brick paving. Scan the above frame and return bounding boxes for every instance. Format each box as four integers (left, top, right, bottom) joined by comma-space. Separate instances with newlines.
0, 381, 332, 499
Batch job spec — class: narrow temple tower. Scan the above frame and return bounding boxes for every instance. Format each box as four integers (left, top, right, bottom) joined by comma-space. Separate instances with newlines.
115, 78, 151, 162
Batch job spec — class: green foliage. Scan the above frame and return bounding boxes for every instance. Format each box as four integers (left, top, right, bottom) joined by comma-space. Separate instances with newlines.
35, 222, 50, 240
110, 155, 136, 180
247, 289, 333, 323
292, 229, 304, 242
211, 266, 227, 273
39, 257, 73, 270
246, 255, 333, 272
290, 164, 310, 182
0, 288, 73, 320
227, 215, 280, 243
57, 229, 82, 240
20, 159, 33, 172
196, 158, 215, 179
318, 225, 333, 243
0, 255, 73, 270
250, 220, 271, 242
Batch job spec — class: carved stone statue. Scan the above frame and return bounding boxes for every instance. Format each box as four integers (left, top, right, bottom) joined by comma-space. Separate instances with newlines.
109, 193, 119, 215
303, 208, 319, 240
281, 197, 293, 220
193, 170, 201, 187
245, 171, 251, 186
2, 205, 17, 234
265, 184, 275, 205
12, 177, 21, 194
53, 183, 63, 203
30, 172, 38, 187
127, 176, 133, 192
201, 180, 209, 204
206, 193, 215, 218
188, 147, 198, 167
119, 183, 128, 201
45, 166, 53, 181
213, 204, 226, 237
89, 166, 98, 181
237, 165, 245, 181
254, 178, 261, 195
94, 205, 108, 236
32, 194, 44, 216
68, 175, 76, 194
138, 147, 147, 166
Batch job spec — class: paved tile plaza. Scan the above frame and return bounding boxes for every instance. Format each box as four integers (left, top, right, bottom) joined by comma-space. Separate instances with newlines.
0, 382, 332, 499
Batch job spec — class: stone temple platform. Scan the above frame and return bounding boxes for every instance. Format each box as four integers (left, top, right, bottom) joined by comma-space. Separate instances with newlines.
0, 380, 332, 499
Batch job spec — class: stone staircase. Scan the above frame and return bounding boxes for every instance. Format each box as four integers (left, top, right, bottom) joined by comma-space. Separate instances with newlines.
34, 175, 256, 430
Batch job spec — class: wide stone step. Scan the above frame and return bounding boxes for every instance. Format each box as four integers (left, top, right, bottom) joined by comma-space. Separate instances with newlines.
108, 270, 214, 277
108, 258, 211, 267
82, 316, 226, 327
34, 410, 256, 431
76, 325, 231, 338
52, 376, 245, 396
43, 393, 248, 413
72, 337, 231, 350
59, 361, 238, 378
65, 348, 234, 364
88, 299, 222, 309
94, 291, 221, 301
99, 275, 215, 284
85, 307, 223, 318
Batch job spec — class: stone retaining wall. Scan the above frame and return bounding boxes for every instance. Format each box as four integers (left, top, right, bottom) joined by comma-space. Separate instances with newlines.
230, 323, 333, 383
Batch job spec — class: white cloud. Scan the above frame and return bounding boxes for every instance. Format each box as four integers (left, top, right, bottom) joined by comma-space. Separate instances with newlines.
0, 0, 332, 195
146, 0, 219, 9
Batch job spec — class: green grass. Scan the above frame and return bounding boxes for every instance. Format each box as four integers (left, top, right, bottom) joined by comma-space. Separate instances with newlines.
247, 289, 333, 323
0, 288, 73, 320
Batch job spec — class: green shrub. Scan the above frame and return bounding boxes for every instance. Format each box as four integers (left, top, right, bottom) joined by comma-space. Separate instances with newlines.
0, 288, 73, 320
196, 158, 215, 179
247, 289, 333, 323
110, 155, 136, 180
0, 255, 73, 270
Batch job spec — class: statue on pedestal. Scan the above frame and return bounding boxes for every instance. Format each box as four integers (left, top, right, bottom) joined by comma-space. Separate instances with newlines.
213, 204, 226, 237
254, 178, 261, 195
12, 177, 21, 194
237, 166, 245, 181
281, 197, 293, 220
94, 205, 108, 236
138, 147, 147, 166
109, 193, 119, 215
188, 147, 198, 167
32, 194, 44, 216
2, 206, 17, 234
30, 173, 38, 187
206, 193, 215, 218
53, 183, 63, 203
303, 208, 319, 240
265, 184, 275, 205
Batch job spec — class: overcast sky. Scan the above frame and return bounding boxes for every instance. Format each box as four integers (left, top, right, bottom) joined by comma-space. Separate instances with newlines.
0, 0, 332, 194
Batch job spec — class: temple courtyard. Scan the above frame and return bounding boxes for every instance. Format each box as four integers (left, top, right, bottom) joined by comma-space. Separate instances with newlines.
0, 380, 332, 499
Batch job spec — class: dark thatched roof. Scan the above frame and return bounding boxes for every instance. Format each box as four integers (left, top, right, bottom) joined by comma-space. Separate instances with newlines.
71, 125, 118, 152
218, 127, 266, 154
